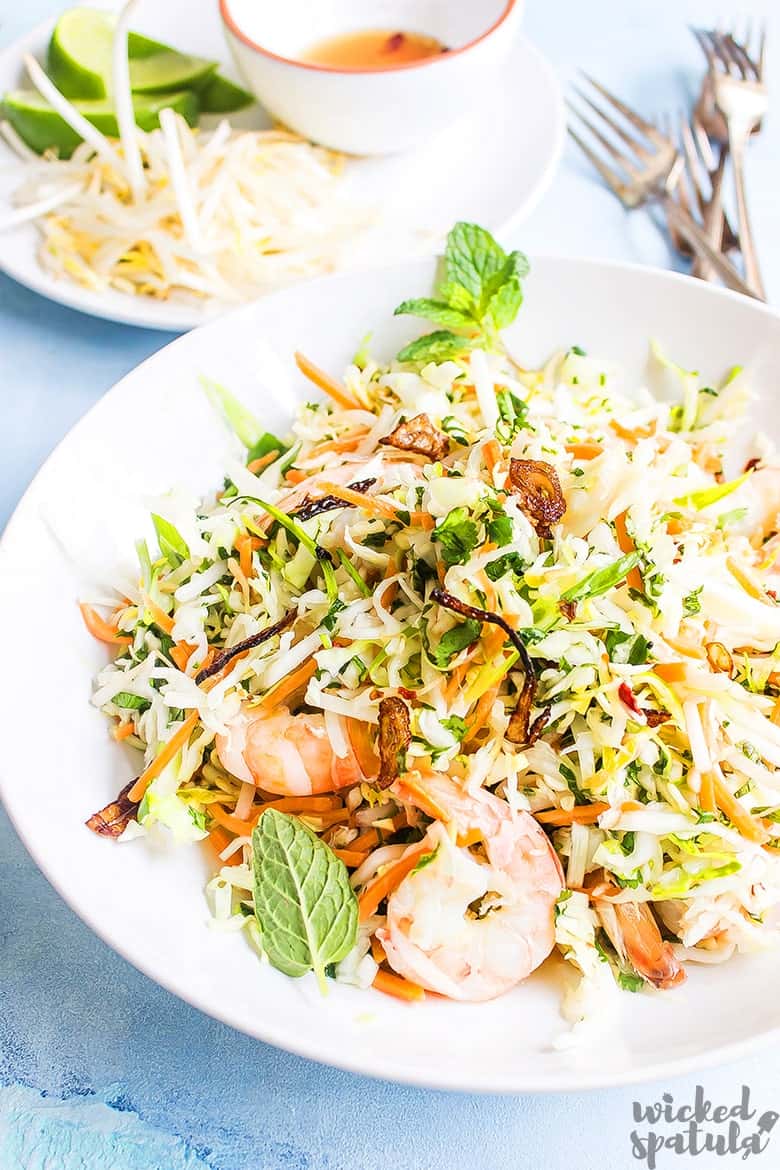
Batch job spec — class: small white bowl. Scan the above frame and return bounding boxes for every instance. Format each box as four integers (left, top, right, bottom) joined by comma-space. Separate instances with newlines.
220, 0, 523, 155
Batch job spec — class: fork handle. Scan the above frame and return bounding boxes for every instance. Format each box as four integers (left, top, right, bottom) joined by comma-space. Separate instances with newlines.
730, 134, 766, 299
662, 196, 764, 300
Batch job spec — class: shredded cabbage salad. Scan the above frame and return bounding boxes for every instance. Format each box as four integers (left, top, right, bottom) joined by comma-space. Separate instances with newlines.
84, 223, 780, 1015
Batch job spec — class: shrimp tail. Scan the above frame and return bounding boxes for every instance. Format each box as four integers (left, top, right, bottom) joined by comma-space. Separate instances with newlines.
597, 899, 686, 990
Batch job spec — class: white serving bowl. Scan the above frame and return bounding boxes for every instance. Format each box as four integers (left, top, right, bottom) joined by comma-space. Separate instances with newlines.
220, 0, 523, 154
3, 255, 780, 1092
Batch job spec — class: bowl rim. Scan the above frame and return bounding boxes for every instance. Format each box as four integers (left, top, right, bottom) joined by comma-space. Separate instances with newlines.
3, 253, 780, 1093
219, 0, 518, 75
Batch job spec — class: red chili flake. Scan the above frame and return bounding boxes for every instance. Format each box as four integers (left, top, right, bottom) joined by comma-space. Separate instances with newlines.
559, 600, 577, 622
386, 32, 406, 52
744, 456, 762, 473
618, 682, 642, 715
398, 686, 418, 701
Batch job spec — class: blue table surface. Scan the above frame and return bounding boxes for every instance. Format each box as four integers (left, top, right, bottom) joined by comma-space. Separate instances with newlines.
4, 2, 780, 1168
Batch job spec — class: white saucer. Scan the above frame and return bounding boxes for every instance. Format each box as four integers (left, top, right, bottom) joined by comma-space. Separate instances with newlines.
0, 4, 564, 332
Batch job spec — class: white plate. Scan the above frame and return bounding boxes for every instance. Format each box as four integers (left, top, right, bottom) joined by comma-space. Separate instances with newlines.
0, 3, 563, 332
4, 257, 780, 1093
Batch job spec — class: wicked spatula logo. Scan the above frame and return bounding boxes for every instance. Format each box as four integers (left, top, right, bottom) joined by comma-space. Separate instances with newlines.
631, 1086, 778, 1167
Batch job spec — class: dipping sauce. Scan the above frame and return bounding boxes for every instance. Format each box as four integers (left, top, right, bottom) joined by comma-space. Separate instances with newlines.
303, 29, 447, 70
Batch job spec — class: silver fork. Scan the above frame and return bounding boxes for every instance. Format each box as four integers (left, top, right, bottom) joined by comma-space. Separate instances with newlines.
567, 75, 760, 299
674, 112, 737, 281
691, 26, 768, 298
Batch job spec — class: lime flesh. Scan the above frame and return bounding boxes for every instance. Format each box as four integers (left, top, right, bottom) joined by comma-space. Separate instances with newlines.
3, 88, 199, 157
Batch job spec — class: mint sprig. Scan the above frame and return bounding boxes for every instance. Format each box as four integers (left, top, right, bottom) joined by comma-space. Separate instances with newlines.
394, 222, 529, 365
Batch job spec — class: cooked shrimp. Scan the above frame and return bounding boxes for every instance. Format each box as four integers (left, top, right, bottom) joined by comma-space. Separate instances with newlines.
595, 898, 685, 989
216, 704, 364, 796
377, 773, 564, 1001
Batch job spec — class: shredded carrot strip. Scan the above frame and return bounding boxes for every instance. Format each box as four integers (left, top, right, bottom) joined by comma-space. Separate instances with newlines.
79, 602, 132, 646
285, 468, 307, 484
333, 849, 369, 868
206, 827, 244, 867
112, 721, 136, 742
345, 719, 379, 778
483, 438, 501, 473
565, 441, 603, 460
463, 683, 501, 744
256, 658, 317, 712
654, 662, 687, 684
211, 798, 343, 835
666, 517, 685, 536
142, 595, 175, 635
313, 429, 370, 455
351, 828, 380, 853
380, 579, 398, 609
317, 481, 398, 520
295, 351, 360, 410
397, 775, 450, 824
456, 827, 484, 847
712, 775, 769, 844
610, 418, 655, 443
614, 510, 645, 593
443, 658, 471, 704
535, 803, 609, 826
247, 451, 278, 474
372, 969, 425, 1002
370, 935, 387, 965
699, 770, 716, 814
255, 795, 343, 815
235, 533, 254, 581
409, 511, 435, 530
358, 846, 428, 921
127, 710, 200, 802
171, 641, 196, 672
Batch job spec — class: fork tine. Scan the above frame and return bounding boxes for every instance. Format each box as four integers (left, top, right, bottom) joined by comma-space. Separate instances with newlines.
567, 125, 631, 198
570, 86, 654, 162
690, 26, 718, 70
566, 101, 643, 179
578, 72, 667, 145
677, 114, 705, 217
758, 24, 767, 81
724, 32, 755, 79
714, 31, 747, 78
690, 112, 716, 171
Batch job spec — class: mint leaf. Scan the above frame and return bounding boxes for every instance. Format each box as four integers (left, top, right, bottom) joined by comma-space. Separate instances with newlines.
682, 586, 703, 615
441, 715, 468, 741
394, 298, 474, 330
152, 513, 189, 568
112, 691, 150, 712
483, 251, 528, 329
487, 513, 514, 547
252, 810, 358, 991
432, 507, 480, 566
561, 552, 641, 603
396, 331, 473, 364
445, 222, 508, 302
485, 551, 526, 582
431, 619, 481, 668
438, 280, 474, 312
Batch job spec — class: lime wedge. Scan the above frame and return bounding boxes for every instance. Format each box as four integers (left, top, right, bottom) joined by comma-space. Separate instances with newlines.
3, 88, 199, 157
47, 7, 216, 99
198, 73, 254, 114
